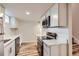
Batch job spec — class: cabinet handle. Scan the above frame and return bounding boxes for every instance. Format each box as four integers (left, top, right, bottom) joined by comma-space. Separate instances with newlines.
67, 40, 69, 56
9, 47, 12, 54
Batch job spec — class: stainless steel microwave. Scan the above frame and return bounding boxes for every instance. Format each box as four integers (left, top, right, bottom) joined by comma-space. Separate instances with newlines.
42, 16, 50, 28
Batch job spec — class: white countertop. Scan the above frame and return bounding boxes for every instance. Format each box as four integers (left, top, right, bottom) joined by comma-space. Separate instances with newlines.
37, 35, 68, 46
4, 35, 20, 47
43, 39, 68, 46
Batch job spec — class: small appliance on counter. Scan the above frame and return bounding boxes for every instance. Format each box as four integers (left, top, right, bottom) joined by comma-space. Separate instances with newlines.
46, 32, 57, 39
41, 32, 58, 40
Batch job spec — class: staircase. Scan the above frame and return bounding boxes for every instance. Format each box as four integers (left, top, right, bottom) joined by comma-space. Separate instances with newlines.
72, 37, 79, 55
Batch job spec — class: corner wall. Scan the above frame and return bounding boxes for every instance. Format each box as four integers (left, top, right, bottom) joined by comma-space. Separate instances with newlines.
18, 21, 42, 43
72, 4, 79, 40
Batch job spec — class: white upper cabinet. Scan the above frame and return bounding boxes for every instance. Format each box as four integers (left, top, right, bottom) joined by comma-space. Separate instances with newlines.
4, 15, 10, 24
41, 3, 68, 28
58, 4, 68, 27
0, 5, 4, 35
10, 17, 18, 29
50, 4, 58, 27
0, 6, 4, 17
0, 5, 4, 25
45, 9, 51, 17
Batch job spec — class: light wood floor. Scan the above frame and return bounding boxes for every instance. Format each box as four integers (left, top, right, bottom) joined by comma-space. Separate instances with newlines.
17, 42, 39, 56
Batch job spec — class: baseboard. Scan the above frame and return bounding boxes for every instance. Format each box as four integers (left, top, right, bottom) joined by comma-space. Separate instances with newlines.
21, 41, 37, 45
22, 41, 37, 43
73, 35, 79, 44
22, 40, 37, 43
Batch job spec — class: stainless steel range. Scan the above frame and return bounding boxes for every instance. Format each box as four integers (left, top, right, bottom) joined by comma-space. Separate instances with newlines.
37, 32, 57, 56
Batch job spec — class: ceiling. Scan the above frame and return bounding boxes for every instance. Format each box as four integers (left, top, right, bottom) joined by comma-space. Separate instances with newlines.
2, 3, 53, 22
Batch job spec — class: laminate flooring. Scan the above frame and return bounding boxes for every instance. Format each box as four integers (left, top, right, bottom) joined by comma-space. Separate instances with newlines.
17, 42, 39, 56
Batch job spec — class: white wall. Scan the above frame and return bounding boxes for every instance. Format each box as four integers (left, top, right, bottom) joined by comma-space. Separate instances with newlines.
18, 21, 42, 43
4, 17, 42, 43
72, 4, 79, 40
68, 4, 72, 56
4, 9, 42, 43
4, 10, 42, 43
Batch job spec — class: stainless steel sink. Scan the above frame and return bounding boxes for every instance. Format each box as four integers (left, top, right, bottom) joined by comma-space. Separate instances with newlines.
4, 39, 11, 43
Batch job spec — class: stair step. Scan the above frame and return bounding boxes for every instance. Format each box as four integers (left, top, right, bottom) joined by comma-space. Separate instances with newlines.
73, 44, 79, 47
73, 47, 79, 53
72, 37, 79, 54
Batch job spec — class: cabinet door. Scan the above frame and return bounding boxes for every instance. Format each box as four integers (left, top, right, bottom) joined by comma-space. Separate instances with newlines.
59, 3, 68, 27
50, 4, 58, 27
9, 40, 15, 56
4, 44, 11, 56
60, 44, 67, 56
4, 41, 15, 56
10, 17, 17, 28
43, 43, 50, 56
0, 6, 4, 24
45, 9, 51, 17
51, 45, 59, 56
0, 6, 4, 17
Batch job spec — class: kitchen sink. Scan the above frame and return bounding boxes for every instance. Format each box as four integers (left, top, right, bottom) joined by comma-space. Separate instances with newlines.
4, 39, 11, 43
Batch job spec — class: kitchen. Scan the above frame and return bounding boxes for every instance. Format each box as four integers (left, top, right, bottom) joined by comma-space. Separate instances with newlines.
0, 3, 72, 56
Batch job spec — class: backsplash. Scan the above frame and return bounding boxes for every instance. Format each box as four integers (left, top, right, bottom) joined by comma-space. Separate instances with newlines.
4, 22, 18, 38
45, 28, 69, 39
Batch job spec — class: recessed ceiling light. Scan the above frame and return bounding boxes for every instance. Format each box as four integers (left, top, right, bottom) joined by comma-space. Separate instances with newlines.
26, 11, 30, 15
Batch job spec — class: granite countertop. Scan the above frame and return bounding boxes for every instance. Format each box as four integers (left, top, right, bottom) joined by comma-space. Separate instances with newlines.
4, 35, 20, 47
43, 38, 68, 46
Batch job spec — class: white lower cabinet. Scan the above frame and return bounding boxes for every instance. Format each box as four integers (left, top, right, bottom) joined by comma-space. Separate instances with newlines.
4, 40, 15, 56
60, 44, 67, 56
43, 43, 67, 56
51, 45, 59, 56
43, 44, 50, 56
